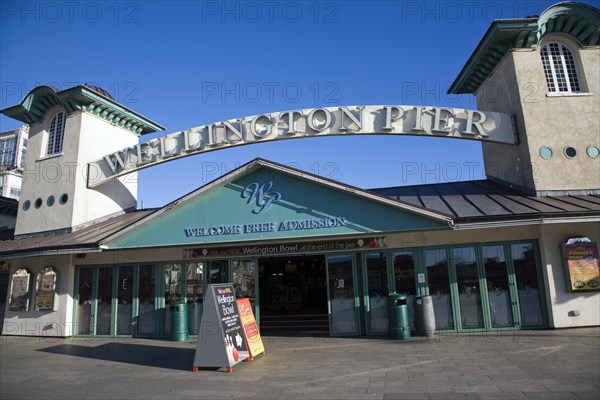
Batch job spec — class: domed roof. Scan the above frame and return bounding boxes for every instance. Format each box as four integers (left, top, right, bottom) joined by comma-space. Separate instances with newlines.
83, 84, 114, 100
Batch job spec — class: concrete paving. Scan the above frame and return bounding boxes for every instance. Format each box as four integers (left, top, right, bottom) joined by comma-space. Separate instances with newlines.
1, 328, 599, 399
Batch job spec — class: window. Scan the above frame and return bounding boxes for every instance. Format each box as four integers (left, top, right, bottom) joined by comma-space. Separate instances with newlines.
10, 187, 20, 199
47, 112, 66, 155
19, 138, 27, 169
0, 135, 17, 169
540, 42, 581, 93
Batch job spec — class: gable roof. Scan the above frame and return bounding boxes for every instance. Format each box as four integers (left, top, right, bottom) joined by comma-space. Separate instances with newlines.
100, 158, 454, 246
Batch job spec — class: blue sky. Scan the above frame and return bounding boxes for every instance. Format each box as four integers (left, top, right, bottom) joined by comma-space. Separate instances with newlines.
2, 1, 597, 207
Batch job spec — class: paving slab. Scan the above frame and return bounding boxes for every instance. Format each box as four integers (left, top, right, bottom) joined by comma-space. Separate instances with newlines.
1, 328, 599, 400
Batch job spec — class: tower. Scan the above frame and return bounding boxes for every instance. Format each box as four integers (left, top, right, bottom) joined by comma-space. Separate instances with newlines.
449, 2, 600, 195
1, 85, 164, 235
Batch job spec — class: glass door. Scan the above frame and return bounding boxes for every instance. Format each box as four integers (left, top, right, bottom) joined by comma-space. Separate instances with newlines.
232, 259, 256, 306
482, 245, 515, 328
96, 267, 113, 335
364, 252, 389, 334
116, 266, 133, 335
137, 264, 155, 336
392, 250, 417, 331
76, 268, 94, 335
186, 262, 204, 335
511, 243, 545, 327
327, 254, 358, 335
208, 260, 228, 284
452, 247, 484, 330
425, 248, 454, 330
163, 263, 182, 336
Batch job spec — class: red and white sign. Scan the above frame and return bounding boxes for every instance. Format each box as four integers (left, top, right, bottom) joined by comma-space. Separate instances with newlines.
236, 298, 265, 359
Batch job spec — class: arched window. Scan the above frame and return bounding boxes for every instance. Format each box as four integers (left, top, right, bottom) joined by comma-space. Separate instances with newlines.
540, 42, 581, 94
47, 111, 65, 155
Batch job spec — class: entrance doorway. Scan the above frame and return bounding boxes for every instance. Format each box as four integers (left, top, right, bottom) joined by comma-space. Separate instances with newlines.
258, 255, 328, 333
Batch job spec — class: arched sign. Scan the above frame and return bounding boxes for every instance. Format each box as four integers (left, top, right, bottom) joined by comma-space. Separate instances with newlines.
87, 105, 515, 187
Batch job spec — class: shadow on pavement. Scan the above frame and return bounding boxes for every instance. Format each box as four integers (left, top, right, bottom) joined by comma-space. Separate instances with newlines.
37, 342, 195, 371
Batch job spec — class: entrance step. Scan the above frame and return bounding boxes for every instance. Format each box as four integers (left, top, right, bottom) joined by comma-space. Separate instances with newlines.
260, 313, 329, 334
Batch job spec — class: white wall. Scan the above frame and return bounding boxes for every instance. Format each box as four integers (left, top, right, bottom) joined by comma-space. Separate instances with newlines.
72, 112, 138, 228
539, 222, 600, 328
2, 256, 75, 337
15, 108, 139, 235
479, 44, 600, 193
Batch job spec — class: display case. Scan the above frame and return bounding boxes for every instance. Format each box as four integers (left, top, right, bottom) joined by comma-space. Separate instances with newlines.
35, 267, 58, 311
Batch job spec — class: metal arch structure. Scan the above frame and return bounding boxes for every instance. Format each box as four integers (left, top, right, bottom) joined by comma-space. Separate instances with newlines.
87, 105, 516, 188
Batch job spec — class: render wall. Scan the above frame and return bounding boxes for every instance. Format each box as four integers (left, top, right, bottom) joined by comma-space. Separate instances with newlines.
479, 44, 600, 194
2, 256, 75, 337
514, 45, 600, 193
71, 112, 138, 228
538, 222, 600, 328
15, 109, 139, 235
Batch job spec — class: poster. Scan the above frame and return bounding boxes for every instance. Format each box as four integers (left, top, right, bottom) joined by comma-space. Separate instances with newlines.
562, 239, 600, 292
193, 284, 250, 372
236, 298, 265, 359
215, 285, 249, 364
35, 267, 57, 311
9, 269, 31, 311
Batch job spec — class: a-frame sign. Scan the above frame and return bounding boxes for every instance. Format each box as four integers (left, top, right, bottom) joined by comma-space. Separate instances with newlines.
193, 284, 250, 372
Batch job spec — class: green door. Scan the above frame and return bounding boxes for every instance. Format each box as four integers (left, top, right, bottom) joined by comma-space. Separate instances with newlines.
327, 254, 359, 335
137, 264, 156, 336
392, 250, 418, 331
481, 245, 517, 329
448, 243, 545, 332
510, 243, 545, 328
116, 266, 134, 335
162, 263, 182, 336
185, 262, 204, 335
452, 247, 485, 330
424, 248, 455, 331
95, 267, 113, 335
363, 252, 389, 335
76, 267, 94, 335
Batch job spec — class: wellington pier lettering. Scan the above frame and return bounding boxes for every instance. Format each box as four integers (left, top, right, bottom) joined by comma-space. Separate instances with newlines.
88, 105, 515, 187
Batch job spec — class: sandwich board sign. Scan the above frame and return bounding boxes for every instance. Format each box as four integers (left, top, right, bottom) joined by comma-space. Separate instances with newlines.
193, 284, 250, 372
236, 297, 265, 360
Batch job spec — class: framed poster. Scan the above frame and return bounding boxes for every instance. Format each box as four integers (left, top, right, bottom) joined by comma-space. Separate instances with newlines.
9, 268, 31, 311
562, 238, 600, 292
35, 267, 58, 311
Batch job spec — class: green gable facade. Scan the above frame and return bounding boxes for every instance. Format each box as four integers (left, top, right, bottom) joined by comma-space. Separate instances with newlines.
106, 167, 449, 249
